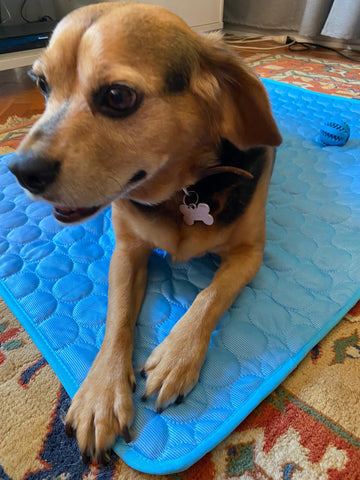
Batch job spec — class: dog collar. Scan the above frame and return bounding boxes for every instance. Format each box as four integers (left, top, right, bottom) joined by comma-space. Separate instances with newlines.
179, 165, 254, 226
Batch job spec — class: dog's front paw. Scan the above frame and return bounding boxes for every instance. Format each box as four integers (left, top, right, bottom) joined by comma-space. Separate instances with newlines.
65, 354, 135, 463
142, 330, 208, 412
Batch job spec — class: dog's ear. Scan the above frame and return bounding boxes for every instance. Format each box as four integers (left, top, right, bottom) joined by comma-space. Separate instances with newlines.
192, 34, 282, 150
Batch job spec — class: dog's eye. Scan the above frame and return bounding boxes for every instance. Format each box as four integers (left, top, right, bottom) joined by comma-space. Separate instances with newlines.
36, 77, 50, 96
94, 84, 142, 118
108, 86, 136, 110
28, 70, 50, 97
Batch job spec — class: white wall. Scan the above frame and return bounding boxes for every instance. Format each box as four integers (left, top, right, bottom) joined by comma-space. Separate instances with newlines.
124, 0, 222, 29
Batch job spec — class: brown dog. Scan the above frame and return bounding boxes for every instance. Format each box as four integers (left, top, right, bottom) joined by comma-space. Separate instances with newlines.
8, 2, 281, 462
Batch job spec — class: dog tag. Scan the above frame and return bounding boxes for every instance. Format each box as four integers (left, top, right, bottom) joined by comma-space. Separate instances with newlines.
180, 189, 214, 226
179, 203, 214, 226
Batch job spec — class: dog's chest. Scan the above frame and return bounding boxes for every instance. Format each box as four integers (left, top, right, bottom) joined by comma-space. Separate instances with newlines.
127, 201, 228, 261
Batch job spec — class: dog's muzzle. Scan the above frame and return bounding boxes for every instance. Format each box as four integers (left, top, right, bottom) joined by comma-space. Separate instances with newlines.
8, 152, 60, 195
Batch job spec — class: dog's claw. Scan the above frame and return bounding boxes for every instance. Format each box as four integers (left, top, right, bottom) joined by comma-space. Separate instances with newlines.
141, 394, 147, 402
66, 354, 135, 461
98, 451, 112, 466
142, 331, 207, 414
122, 426, 131, 443
65, 423, 75, 438
140, 368, 147, 378
82, 452, 91, 465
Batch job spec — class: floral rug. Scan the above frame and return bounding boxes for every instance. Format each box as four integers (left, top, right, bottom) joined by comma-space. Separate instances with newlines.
1, 55, 360, 479
246, 53, 360, 99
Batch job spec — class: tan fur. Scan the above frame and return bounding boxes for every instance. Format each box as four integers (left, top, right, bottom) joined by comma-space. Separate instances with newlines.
15, 2, 281, 460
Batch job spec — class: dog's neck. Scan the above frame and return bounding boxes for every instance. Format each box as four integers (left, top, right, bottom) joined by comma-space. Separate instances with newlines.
128, 140, 266, 224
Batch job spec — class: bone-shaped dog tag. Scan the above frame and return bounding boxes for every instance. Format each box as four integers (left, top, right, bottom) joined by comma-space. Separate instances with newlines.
179, 203, 214, 226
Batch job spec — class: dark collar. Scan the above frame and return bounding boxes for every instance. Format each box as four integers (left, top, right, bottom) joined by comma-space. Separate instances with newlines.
129, 140, 265, 216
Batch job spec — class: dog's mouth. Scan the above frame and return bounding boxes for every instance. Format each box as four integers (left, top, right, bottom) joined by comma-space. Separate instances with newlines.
50, 170, 149, 224
53, 205, 101, 223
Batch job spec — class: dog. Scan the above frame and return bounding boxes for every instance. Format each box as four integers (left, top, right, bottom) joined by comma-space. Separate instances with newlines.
8, 2, 282, 463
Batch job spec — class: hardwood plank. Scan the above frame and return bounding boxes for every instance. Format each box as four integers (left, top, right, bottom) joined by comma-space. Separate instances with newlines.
0, 67, 45, 124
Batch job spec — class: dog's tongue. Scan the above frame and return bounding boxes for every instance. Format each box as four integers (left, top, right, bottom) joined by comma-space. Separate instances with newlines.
53, 205, 100, 223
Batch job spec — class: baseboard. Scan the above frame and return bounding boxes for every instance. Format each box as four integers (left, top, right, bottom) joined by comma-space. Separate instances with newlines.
224, 23, 360, 53
0, 48, 44, 71
192, 21, 223, 33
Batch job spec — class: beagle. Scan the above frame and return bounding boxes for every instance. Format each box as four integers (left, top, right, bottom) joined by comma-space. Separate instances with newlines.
8, 2, 282, 463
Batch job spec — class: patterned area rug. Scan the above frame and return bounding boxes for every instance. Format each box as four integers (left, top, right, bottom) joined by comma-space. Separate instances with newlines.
246, 53, 360, 99
1, 56, 360, 479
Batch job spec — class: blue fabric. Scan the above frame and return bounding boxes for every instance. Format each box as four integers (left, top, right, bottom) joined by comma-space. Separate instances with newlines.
1, 79, 360, 474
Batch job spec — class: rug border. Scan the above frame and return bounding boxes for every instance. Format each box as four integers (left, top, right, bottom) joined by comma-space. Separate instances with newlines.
0, 260, 79, 396
0, 120, 35, 135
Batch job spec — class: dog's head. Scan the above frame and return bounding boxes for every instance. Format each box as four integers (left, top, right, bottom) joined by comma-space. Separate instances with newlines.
9, 2, 281, 223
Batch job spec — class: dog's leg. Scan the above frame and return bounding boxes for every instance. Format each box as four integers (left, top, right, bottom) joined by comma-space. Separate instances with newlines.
66, 213, 151, 460
143, 244, 264, 411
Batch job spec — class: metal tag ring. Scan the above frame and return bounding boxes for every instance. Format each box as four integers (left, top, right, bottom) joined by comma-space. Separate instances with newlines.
183, 190, 199, 206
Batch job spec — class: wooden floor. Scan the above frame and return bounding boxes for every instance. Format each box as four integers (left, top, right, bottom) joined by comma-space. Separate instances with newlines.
0, 39, 359, 125
0, 67, 45, 124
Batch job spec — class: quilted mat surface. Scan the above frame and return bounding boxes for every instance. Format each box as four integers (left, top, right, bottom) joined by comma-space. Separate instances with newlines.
1, 80, 360, 474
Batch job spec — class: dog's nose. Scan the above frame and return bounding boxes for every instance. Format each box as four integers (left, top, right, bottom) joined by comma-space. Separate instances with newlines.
8, 152, 60, 195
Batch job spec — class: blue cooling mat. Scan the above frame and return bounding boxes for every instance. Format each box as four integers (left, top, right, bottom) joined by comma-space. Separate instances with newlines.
1, 79, 360, 474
